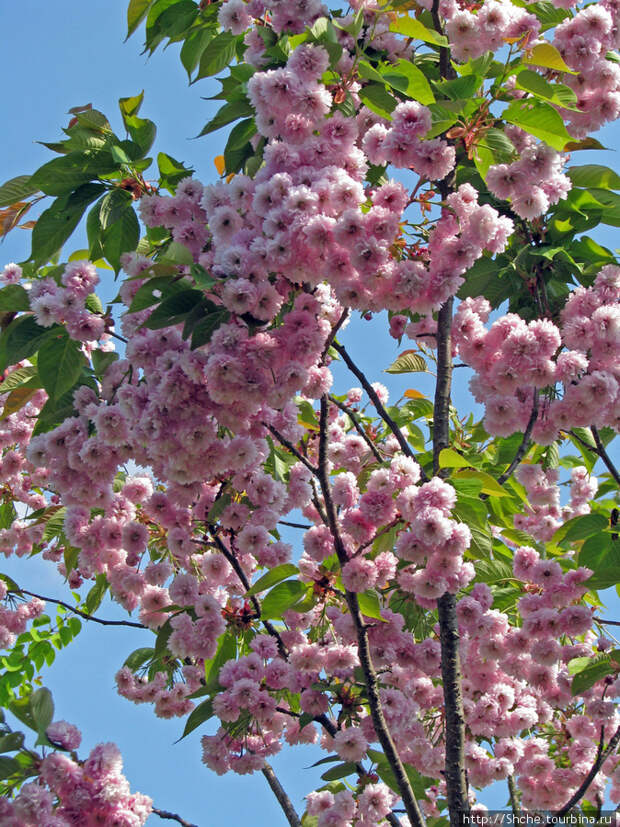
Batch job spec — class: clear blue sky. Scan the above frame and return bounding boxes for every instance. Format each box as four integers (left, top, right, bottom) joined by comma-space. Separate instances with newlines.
1, 2, 619, 825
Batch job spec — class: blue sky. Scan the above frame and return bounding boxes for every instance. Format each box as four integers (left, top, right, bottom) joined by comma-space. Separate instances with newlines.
1, 2, 619, 825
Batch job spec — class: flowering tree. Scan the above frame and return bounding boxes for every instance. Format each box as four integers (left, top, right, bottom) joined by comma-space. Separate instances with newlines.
0, 0, 619, 824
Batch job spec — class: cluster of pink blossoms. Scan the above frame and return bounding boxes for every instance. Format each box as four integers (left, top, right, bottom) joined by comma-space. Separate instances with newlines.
555, 2, 620, 136
513, 464, 598, 542
29, 260, 106, 342
363, 100, 455, 182
0, 724, 151, 826
486, 131, 571, 220
452, 264, 620, 442
443, 0, 540, 62
0, 579, 44, 648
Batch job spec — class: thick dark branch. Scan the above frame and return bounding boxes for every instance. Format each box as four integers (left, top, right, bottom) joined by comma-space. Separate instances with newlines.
507, 774, 522, 816
332, 342, 423, 474
431, 0, 457, 79
152, 807, 198, 826
437, 593, 469, 826
433, 295, 469, 827
432, 298, 454, 478
556, 725, 620, 816
265, 424, 317, 475
208, 529, 287, 659
328, 394, 383, 463
11, 588, 145, 629
497, 391, 539, 486
262, 763, 302, 827
318, 397, 425, 827
594, 617, 620, 626
592, 426, 620, 486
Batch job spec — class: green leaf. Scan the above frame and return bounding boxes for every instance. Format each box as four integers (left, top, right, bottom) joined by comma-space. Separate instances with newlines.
84, 574, 108, 614
126, 0, 153, 38
321, 762, 357, 781
439, 449, 469, 469
569, 655, 615, 695
124, 647, 155, 671
103, 206, 140, 273
502, 99, 574, 151
455, 469, 508, 497
31, 183, 105, 265
204, 630, 237, 690
91, 350, 119, 377
197, 98, 255, 137
0, 285, 30, 312
515, 69, 577, 109
553, 513, 609, 544
0, 755, 21, 779
526, 42, 575, 73
427, 103, 459, 138
195, 31, 238, 81
580, 534, 620, 590
357, 590, 386, 621
31, 687, 54, 734
436, 74, 482, 101
144, 289, 202, 329
129, 276, 191, 313
157, 153, 193, 191
32, 389, 77, 436
568, 164, 620, 190
37, 334, 84, 399
0, 733, 24, 753
0, 366, 38, 392
0, 316, 56, 373
359, 83, 397, 119
0, 175, 39, 208
180, 27, 215, 80
225, 118, 256, 153
261, 580, 307, 620
180, 698, 214, 739
246, 564, 299, 597
124, 115, 157, 156
388, 15, 448, 46
385, 351, 427, 374
98, 190, 134, 231
380, 59, 435, 105
190, 308, 230, 349
31, 151, 117, 197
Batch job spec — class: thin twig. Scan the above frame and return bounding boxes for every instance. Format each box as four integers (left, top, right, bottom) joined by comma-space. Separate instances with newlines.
262, 763, 302, 827
328, 394, 383, 463
208, 529, 287, 659
594, 617, 620, 627
556, 725, 620, 816
567, 428, 620, 486
317, 396, 426, 827
332, 342, 424, 475
10, 588, 145, 629
152, 807, 197, 826
592, 426, 620, 486
265, 424, 317, 475
497, 391, 539, 486
322, 308, 350, 363
278, 520, 311, 530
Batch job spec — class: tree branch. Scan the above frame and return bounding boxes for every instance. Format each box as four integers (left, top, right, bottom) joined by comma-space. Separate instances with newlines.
152, 807, 198, 826
317, 397, 426, 827
507, 774, 522, 816
497, 390, 539, 486
331, 342, 423, 473
322, 308, 350, 363
433, 296, 470, 827
262, 763, 302, 827
567, 428, 620, 486
592, 426, 620, 486
556, 724, 620, 816
328, 394, 383, 463
9, 588, 145, 629
207, 528, 288, 659
264, 424, 317, 475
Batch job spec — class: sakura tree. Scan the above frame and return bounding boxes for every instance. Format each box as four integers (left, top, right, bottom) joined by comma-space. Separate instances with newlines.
0, 0, 619, 824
